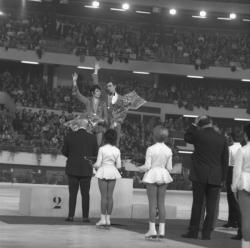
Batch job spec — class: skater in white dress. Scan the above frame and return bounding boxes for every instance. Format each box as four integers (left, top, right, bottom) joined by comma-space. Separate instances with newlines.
93, 129, 121, 227
138, 125, 173, 240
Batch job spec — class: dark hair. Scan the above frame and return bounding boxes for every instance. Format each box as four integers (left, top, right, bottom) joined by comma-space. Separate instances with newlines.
104, 129, 117, 146
244, 123, 250, 140
90, 85, 101, 94
230, 129, 243, 142
198, 115, 212, 127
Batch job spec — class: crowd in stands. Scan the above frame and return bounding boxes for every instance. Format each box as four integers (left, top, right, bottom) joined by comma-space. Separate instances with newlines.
0, 10, 249, 68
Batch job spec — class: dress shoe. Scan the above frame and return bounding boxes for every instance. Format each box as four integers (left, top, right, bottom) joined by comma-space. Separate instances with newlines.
82, 218, 90, 223
181, 232, 198, 239
231, 235, 242, 240
65, 217, 74, 222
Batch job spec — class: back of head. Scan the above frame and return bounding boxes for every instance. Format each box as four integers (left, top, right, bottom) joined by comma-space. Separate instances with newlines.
230, 128, 243, 143
198, 115, 212, 128
153, 125, 169, 143
104, 129, 117, 146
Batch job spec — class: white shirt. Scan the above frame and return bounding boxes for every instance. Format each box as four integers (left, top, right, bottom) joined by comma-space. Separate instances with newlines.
94, 144, 121, 169
108, 92, 118, 106
229, 142, 241, 167
141, 143, 172, 171
232, 142, 250, 192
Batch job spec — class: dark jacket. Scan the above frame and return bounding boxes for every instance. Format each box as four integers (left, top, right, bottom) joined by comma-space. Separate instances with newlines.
184, 125, 229, 185
62, 129, 98, 177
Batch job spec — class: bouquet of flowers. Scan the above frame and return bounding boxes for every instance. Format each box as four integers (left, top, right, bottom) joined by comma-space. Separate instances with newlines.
111, 91, 146, 125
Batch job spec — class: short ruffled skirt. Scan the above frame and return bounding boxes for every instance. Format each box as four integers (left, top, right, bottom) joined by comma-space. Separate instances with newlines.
142, 167, 173, 184
95, 165, 121, 180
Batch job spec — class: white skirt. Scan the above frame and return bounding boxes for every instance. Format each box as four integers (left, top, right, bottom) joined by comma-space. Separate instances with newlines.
95, 165, 121, 180
142, 167, 173, 184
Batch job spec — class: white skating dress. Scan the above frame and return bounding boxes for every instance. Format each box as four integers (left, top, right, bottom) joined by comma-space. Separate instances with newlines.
94, 144, 122, 180
140, 142, 173, 184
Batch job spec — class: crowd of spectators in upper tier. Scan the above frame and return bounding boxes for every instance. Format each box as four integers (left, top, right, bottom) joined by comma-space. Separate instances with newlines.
0, 11, 249, 68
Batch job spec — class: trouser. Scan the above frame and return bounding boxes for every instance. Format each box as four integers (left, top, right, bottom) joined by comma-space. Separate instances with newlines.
238, 190, 250, 241
189, 181, 221, 236
67, 175, 91, 218
226, 167, 241, 225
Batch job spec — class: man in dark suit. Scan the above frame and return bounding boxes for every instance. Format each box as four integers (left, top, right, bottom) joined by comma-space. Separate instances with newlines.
62, 119, 98, 222
182, 116, 229, 240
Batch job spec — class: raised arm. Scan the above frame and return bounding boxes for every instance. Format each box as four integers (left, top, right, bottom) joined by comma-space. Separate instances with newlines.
72, 72, 89, 105
91, 63, 100, 85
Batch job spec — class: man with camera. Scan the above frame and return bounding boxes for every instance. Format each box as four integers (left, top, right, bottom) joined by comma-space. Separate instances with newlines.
182, 115, 229, 240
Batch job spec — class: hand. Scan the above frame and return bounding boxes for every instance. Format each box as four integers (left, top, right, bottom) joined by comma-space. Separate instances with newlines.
72, 72, 78, 85
94, 63, 100, 74
193, 116, 201, 126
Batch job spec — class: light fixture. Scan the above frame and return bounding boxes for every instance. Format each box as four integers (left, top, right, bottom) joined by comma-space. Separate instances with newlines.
234, 118, 250, 122
136, 10, 151, 14
133, 71, 150, 75
21, 61, 39, 64
200, 10, 207, 18
0, 11, 4, 15
92, 1, 100, 8
243, 18, 250, 22
85, 1, 99, 8
229, 13, 237, 19
187, 75, 204, 79
241, 79, 250, 82
110, 8, 125, 12
217, 17, 231, 20
193, 10, 207, 18
178, 150, 193, 154
183, 115, 198, 118
77, 66, 94, 70
122, 3, 130, 10
169, 8, 177, 15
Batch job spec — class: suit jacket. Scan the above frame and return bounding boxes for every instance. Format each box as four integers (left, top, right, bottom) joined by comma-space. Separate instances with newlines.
62, 129, 98, 177
184, 125, 229, 185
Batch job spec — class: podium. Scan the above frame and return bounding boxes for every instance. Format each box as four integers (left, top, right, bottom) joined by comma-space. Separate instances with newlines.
19, 178, 133, 218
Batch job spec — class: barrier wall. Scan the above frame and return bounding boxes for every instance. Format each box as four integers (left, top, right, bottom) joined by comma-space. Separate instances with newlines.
1, 48, 249, 80
0, 182, 228, 220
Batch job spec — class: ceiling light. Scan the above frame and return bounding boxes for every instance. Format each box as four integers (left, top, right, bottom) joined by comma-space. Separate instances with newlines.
136, 10, 151, 14
122, 3, 130, 10
187, 75, 204, 79
199, 10, 207, 18
234, 118, 250, 122
133, 71, 150, 74
169, 8, 177, 15
229, 13, 236, 19
183, 115, 198, 118
77, 66, 94, 70
21, 61, 39, 64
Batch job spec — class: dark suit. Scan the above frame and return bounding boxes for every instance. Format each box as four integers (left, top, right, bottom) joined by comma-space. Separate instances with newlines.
106, 93, 127, 146
62, 129, 98, 218
184, 125, 229, 237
